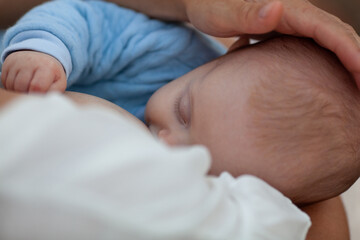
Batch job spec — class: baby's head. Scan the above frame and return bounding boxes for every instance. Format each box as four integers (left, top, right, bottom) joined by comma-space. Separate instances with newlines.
145, 36, 360, 204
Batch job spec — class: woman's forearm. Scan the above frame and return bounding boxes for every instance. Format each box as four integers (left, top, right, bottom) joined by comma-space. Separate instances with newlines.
0, 0, 47, 28
104, 0, 188, 21
303, 197, 350, 240
0, 0, 188, 28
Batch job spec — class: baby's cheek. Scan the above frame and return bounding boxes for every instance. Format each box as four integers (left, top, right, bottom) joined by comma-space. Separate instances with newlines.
205, 140, 260, 177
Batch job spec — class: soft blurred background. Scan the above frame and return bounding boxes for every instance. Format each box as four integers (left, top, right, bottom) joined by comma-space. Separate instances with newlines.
342, 180, 360, 240
0, 0, 359, 239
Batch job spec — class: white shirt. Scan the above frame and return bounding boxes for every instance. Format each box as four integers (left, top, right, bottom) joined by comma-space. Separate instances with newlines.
0, 94, 310, 240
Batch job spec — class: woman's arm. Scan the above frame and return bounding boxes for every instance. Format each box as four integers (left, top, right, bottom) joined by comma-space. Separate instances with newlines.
106, 0, 360, 88
106, 0, 188, 22
0, 0, 187, 27
0, 0, 47, 28
1, 0, 360, 87
303, 197, 350, 240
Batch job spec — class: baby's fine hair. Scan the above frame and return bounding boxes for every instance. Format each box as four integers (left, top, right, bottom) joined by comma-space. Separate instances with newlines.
247, 36, 360, 204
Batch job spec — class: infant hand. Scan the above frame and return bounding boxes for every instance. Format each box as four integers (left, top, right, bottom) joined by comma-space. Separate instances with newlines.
1, 51, 67, 93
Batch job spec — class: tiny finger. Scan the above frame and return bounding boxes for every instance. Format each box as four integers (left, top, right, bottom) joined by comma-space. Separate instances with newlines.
29, 69, 55, 93
5, 69, 19, 91
1, 67, 9, 89
48, 76, 67, 92
13, 69, 35, 92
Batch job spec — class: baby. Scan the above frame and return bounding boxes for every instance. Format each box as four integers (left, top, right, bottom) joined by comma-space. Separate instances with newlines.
1, 0, 359, 205
0, 0, 224, 121
146, 36, 360, 204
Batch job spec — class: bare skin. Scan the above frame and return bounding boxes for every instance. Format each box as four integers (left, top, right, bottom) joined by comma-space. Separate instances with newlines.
0, 0, 359, 86
105, 0, 360, 86
0, 88, 351, 239
1, 51, 67, 93
0, 0, 356, 238
0, 88, 146, 131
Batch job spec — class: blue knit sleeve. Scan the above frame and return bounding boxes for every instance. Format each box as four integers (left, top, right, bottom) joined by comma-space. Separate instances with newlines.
1, 30, 72, 78
1, 0, 99, 86
1, 0, 225, 120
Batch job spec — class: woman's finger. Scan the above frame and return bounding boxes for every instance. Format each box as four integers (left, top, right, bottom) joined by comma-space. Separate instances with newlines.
279, 3, 360, 87
48, 75, 67, 92
237, 1, 284, 34
187, 0, 284, 37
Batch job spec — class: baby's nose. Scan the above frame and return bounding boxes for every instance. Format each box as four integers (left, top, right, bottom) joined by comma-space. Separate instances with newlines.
148, 125, 174, 145
148, 124, 160, 138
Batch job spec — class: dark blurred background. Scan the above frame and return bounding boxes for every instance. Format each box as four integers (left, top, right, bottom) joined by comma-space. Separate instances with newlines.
0, 0, 359, 32
312, 0, 360, 34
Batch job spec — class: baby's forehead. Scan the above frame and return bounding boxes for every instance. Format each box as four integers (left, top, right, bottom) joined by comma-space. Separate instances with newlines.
221, 44, 281, 76
224, 37, 341, 84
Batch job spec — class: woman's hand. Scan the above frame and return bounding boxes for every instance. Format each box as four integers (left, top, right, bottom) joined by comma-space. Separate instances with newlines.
107, 0, 360, 87
183, 0, 360, 87
2, 0, 359, 87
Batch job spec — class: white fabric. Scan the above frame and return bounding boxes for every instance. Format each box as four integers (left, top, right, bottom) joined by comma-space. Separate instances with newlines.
0, 94, 310, 240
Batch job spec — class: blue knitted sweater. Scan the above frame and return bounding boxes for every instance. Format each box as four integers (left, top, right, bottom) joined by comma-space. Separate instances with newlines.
1, 0, 225, 120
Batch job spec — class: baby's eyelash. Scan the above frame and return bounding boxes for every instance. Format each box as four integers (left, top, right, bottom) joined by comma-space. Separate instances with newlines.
174, 95, 185, 125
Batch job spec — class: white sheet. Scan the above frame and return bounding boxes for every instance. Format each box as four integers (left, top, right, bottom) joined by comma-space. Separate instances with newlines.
0, 94, 310, 240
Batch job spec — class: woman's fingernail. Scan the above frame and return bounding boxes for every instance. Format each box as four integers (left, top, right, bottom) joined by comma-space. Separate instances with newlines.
259, 3, 273, 19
